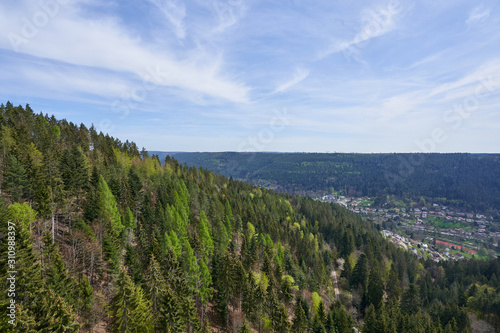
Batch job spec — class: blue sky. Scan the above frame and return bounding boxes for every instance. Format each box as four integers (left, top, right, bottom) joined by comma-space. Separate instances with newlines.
1, 0, 500, 153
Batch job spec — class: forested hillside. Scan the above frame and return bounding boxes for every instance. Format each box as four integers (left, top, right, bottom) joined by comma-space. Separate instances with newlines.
1, 102, 500, 332
154, 152, 500, 212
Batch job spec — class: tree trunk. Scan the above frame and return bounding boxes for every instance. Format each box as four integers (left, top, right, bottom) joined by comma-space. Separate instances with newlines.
52, 213, 55, 244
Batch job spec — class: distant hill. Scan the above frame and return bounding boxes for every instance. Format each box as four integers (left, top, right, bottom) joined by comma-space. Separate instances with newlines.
150, 151, 500, 212
3, 104, 500, 332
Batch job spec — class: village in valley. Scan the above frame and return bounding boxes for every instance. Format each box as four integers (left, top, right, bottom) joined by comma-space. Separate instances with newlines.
318, 194, 500, 261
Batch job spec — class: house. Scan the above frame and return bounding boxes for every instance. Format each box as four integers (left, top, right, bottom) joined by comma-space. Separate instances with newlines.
382, 230, 392, 237
422, 213, 428, 218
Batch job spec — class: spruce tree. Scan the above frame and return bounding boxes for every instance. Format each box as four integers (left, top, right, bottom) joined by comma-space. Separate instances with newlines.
41, 232, 74, 302
158, 289, 184, 332
4, 155, 28, 201
197, 211, 214, 260
366, 264, 384, 309
109, 268, 153, 332
145, 254, 167, 315
97, 175, 124, 240
401, 284, 421, 316
292, 298, 308, 333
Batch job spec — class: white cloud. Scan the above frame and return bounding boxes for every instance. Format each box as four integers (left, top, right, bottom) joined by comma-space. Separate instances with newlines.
466, 6, 491, 25
0, 0, 249, 103
429, 60, 500, 99
272, 68, 310, 94
210, 0, 247, 33
320, 2, 402, 59
148, 0, 187, 39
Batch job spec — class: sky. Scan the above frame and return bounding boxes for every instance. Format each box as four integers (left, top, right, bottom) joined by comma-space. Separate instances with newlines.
1, 0, 500, 153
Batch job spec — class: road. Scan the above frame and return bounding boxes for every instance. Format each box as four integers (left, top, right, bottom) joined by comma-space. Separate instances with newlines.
331, 269, 340, 300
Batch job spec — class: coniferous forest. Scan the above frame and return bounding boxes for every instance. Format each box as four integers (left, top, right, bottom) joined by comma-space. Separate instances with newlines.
152, 152, 500, 212
1, 102, 500, 332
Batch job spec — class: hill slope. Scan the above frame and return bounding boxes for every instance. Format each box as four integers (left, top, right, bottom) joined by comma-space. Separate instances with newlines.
151, 151, 500, 212
0, 103, 499, 332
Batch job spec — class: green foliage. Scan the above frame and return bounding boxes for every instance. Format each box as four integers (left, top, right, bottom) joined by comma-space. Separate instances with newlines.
97, 175, 124, 239
123, 207, 136, 230
366, 264, 384, 309
312, 292, 322, 315
157, 288, 184, 332
350, 253, 368, 290
401, 284, 422, 316
166, 151, 500, 211
8, 202, 37, 230
145, 254, 167, 314
4, 155, 28, 201
197, 211, 214, 260
198, 259, 213, 306
41, 233, 74, 302
292, 298, 308, 333
109, 268, 153, 332
1, 104, 499, 332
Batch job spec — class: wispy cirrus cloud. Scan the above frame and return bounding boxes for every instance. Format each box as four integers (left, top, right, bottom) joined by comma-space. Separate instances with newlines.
0, 0, 249, 103
148, 0, 187, 39
319, 1, 402, 59
466, 6, 491, 25
1, 0, 500, 153
272, 68, 310, 94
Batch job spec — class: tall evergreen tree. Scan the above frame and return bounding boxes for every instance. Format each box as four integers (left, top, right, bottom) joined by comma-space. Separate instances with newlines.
97, 175, 124, 240
108, 268, 153, 332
